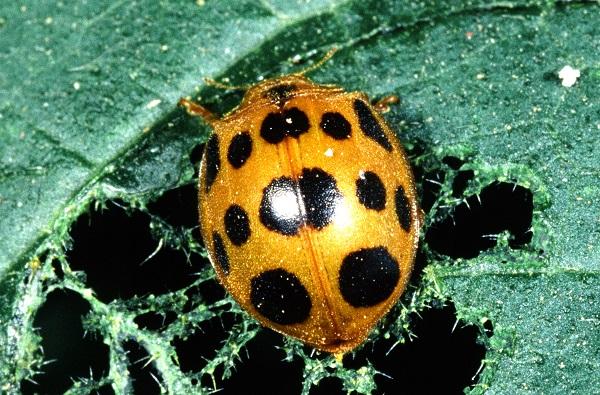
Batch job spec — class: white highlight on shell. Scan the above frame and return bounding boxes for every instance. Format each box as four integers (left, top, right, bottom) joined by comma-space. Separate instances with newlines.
324, 148, 334, 157
270, 188, 301, 221
333, 199, 353, 229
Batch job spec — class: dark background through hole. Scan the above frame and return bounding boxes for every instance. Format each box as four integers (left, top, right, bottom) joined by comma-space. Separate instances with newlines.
20, 289, 109, 395
25, 144, 538, 393
426, 181, 533, 259
23, 285, 489, 394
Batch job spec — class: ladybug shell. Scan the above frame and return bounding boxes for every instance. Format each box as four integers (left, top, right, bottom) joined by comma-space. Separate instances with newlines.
198, 75, 420, 353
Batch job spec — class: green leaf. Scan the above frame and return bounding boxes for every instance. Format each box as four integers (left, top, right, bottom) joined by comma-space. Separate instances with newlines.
1, 1, 598, 394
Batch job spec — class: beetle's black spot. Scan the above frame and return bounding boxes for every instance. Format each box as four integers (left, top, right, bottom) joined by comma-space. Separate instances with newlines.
353, 99, 393, 152
356, 171, 386, 211
395, 186, 412, 231
224, 204, 251, 246
250, 269, 312, 325
212, 232, 229, 274
299, 168, 342, 229
283, 108, 310, 138
320, 112, 351, 140
339, 247, 400, 307
260, 107, 310, 144
264, 84, 296, 107
259, 177, 302, 236
227, 131, 252, 169
204, 134, 220, 192
261, 113, 286, 144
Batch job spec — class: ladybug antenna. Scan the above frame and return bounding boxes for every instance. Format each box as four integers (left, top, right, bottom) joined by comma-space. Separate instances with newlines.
295, 47, 338, 76
203, 77, 250, 91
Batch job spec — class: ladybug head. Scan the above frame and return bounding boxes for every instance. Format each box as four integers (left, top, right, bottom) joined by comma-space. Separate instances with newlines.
239, 74, 343, 110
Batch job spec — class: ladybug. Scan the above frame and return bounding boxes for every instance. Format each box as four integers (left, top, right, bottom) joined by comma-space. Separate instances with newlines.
180, 59, 421, 353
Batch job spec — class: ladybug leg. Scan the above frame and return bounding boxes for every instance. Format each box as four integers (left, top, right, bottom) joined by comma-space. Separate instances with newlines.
373, 95, 400, 113
418, 208, 426, 228
333, 352, 345, 363
178, 98, 217, 124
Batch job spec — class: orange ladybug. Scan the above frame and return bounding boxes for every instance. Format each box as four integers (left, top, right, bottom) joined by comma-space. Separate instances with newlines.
180, 58, 421, 353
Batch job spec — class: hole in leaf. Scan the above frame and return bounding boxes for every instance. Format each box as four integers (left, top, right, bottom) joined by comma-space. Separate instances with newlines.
426, 181, 533, 258
310, 377, 344, 395
452, 170, 475, 197
173, 312, 238, 374
190, 143, 204, 165
408, 248, 428, 284
67, 201, 198, 302
50, 259, 64, 280
124, 340, 162, 394
20, 289, 109, 394
442, 155, 465, 170
218, 330, 303, 394
483, 319, 494, 337
147, 183, 199, 229
198, 279, 227, 306
134, 310, 178, 331
97, 384, 115, 394
344, 302, 488, 394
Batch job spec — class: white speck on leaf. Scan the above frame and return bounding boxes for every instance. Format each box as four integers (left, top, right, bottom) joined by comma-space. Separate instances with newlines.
146, 99, 161, 109
558, 65, 580, 87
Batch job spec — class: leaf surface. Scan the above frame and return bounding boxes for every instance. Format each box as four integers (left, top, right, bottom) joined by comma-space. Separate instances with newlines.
0, 1, 598, 393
